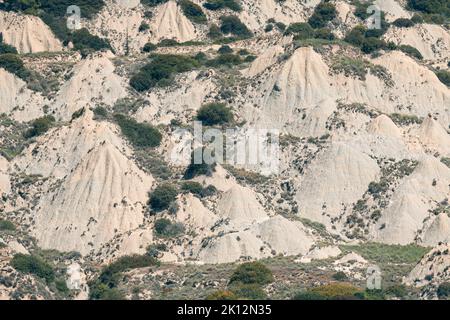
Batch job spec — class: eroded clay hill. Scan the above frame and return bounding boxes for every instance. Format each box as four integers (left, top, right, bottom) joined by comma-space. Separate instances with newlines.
0, 0, 449, 300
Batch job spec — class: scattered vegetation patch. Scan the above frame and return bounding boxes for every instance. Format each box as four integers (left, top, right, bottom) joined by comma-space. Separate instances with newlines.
398, 45, 423, 60
229, 262, 274, 286
308, 2, 337, 29
441, 157, 450, 169
0, 34, 18, 54
24, 115, 56, 139
180, 0, 207, 24
89, 254, 159, 300
196, 103, 234, 126
149, 183, 179, 212
203, 0, 241, 12
11, 254, 55, 283
340, 243, 430, 265
113, 114, 162, 148
331, 56, 392, 85
435, 70, 450, 87
219, 16, 253, 39
154, 218, 185, 238
389, 113, 422, 126
183, 149, 217, 179
130, 54, 200, 91
0, 219, 16, 231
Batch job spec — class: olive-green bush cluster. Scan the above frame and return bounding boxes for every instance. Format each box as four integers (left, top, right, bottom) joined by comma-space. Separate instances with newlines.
196, 102, 234, 126
148, 183, 179, 212
180, 0, 207, 24
89, 254, 159, 300
11, 253, 55, 283
113, 114, 162, 148
208, 262, 274, 300
24, 115, 56, 139
307, 1, 337, 29
203, 0, 242, 12
154, 218, 185, 238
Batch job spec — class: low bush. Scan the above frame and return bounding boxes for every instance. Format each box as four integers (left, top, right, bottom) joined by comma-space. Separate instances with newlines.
0, 219, 16, 231
229, 262, 274, 286
197, 103, 233, 126
114, 114, 162, 148
24, 115, 56, 138
11, 254, 55, 283
154, 218, 185, 238
437, 282, 450, 299
70, 28, 111, 52
308, 2, 337, 29
181, 181, 204, 195
149, 183, 179, 211
183, 148, 216, 179
398, 44, 423, 60
0, 53, 30, 80
0, 34, 17, 54
285, 22, 314, 40
392, 18, 415, 28
180, 0, 207, 24
203, 0, 241, 12
219, 16, 253, 39
142, 42, 157, 53
130, 54, 200, 91
141, 0, 168, 7
229, 283, 267, 300
435, 70, 450, 87
205, 53, 242, 68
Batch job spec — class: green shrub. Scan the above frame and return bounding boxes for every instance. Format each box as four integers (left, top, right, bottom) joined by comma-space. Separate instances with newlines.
0, 53, 30, 80
398, 44, 423, 60
0, 34, 18, 54
93, 106, 108, 119
437, 282, 450, 299
229, 262, 274, 286
218, 45, 233, 54
230, 283, 267, 300
197, 103, 233, 125
24, 115, 56, 138
361, 37, 384, 54
314, 28, 335, 40
219, 16, 253, 39
149, 183, 179, 211
441, 157, 450, 168
392, 18, 415, 28
141, 0, 168, 7
435, 70, 450, 87
11, 254, 55, 283
0, 219, 16, 231
332, 271, 348, 281
114, 114, 162, 148
208, 24, 223, 39
70, 28, 111, 52
130, 54, 200, 91
138, 22, 150, 32
89, 254, 159, 299
181, 181, 204, 195
203, 0, 241, 12
142, 42, 157, 52
183, 148, 216, 179
180, 0, 207, 24
344, 25, 367, 46
285, 22, 314, 40
308, 2, 337, 29
205, 53, 242, 68
154, 218, 185, 238
407, 0, 450, 18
